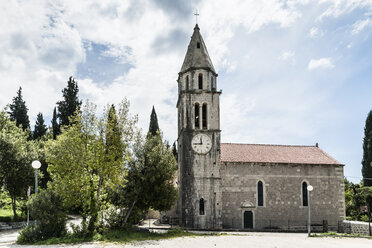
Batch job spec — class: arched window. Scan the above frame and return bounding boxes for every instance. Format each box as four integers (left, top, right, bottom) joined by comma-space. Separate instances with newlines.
197, 42, 201, 48
186, 75, 189, 90
195, 103, 200, 129
302, 182, 308, 206
258, 181, 263, 206
198, 73, 203, 89
202, 104, 207, 129
199, 198, 205, 215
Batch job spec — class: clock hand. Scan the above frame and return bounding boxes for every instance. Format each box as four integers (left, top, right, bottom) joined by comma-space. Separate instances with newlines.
200, 137, 203, 144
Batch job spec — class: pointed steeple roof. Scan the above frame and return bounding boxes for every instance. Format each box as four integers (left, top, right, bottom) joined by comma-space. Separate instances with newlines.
180, 24, 216, 74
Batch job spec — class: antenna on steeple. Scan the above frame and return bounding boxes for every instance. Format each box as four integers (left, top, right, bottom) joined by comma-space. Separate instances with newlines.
194, 9, 199, 24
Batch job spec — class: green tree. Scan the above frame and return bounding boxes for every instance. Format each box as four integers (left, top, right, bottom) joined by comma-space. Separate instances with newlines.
51, 107, 60, 140
46, 100, 136, 233
172, 141, 178, 162
8, 87, 30, 131
57, 76, 82, 126
0, 112, 36, 219
112, 108, 177, 227
148, 106, 159, 136
33, 113, 47, 140
362, 110, 372, 186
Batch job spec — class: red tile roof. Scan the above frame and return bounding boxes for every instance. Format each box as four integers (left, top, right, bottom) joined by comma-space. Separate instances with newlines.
220, 143, 342, 165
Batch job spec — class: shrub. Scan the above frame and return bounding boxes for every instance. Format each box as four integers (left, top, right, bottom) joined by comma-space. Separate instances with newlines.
17, 189, 67, 243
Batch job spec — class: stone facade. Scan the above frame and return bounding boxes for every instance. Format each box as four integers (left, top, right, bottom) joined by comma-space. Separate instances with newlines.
176, 24, 345, 230
220, 162, 345, 230
177, 25, 222, 229
341, 220, 372, 236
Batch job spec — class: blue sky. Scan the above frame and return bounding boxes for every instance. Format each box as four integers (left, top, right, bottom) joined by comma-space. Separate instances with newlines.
1, 0, 372, 183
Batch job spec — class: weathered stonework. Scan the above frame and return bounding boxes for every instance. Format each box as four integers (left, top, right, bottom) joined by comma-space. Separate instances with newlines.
176, 24, 345, 230
341, 220, 372, 236
220, 162, 345, 230
177, 25, 222, 229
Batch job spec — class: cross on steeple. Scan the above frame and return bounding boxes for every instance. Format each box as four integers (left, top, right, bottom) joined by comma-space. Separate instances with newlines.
194, 9, 199, 24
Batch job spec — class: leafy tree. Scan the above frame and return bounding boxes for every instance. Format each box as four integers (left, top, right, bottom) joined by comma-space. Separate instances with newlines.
9, 87, 30, 131
37, 141, 51, 189
0, 111, 36, 219
111, 108, 177, 227
51, 107, 60, 140
46, 100, 137, 233
362, 110, 372, 186
148, 106, 159, 136
57, 76, 82, 126
33, 113, 47, 140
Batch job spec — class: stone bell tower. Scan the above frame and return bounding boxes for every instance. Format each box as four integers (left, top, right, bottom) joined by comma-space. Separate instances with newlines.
177, 24, 222, 229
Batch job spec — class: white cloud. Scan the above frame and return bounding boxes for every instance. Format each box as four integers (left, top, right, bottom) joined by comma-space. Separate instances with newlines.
279, 50, 295, 62
317, 0, 372, 20
0, 0, 371, 183
309, 27, 323, 38
352, 18, 372, 34
308, 58, 335, 70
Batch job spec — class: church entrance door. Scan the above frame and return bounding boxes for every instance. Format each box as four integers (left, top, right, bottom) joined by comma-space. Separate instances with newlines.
243, 211, 253, 229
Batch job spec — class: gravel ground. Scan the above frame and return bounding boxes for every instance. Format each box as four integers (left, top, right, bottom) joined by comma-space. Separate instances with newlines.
1, 231, 371, 248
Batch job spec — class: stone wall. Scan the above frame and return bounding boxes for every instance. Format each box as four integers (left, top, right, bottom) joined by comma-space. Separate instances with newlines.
220, 162, 345, 230
340, 220, 372, 236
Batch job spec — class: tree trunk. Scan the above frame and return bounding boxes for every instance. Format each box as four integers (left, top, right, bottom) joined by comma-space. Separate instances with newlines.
96, 175, 103, 202
11, 194, 17, 220
121, 198, 137, 227
87, 179, 97, 233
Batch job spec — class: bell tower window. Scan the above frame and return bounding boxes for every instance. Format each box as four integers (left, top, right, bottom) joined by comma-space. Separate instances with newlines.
195, 103, 200, 129
202, 104, 207, 129
197, 42, 201, 48
198, 73, 203, 89
186, 75, 189, 90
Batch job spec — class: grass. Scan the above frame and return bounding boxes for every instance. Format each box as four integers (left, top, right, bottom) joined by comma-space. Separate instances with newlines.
25, 228, 213, 245
310, 232, 372, 239
0, 208, 25, 222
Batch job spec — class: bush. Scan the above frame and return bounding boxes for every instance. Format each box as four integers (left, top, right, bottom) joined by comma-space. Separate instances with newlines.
17, 189, 67, 243
17, 225, 42, 244
102, 206, 125, 229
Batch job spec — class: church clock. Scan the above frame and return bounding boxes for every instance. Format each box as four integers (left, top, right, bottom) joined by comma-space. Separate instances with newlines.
192, 134, 212, 154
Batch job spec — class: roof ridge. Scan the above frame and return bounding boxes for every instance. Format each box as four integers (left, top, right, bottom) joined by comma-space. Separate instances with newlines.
221, 143, 316, 147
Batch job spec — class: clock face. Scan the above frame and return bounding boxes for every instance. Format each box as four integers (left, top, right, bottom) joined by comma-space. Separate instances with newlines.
192, 134, 212, 154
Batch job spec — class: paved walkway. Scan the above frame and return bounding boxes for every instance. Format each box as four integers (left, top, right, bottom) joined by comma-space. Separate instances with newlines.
1, 220, 371, 247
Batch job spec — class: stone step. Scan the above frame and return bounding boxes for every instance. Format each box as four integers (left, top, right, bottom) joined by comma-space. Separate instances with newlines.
0, 222, 13, 230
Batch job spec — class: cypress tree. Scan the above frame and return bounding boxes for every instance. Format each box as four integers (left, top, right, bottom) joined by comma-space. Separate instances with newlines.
33, 112, 47, 140
362, 110, 372, 186
9, 87, 30, 131
172, 141, 178, 162
57, 76, 82, 126
106, 104, 123, 160
148, 106, 159, 136
51, 107, 60, 140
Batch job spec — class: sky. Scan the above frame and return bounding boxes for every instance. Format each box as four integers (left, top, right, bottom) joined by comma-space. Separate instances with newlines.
1, 0, 372, 183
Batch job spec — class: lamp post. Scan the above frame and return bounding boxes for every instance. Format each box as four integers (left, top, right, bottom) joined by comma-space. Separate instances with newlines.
31, 160, 41, 194
307, 185, 313, 237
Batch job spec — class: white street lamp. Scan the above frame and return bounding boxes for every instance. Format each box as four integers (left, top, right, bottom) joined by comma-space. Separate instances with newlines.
31, 160, 41, 194
307, 185, 313, 237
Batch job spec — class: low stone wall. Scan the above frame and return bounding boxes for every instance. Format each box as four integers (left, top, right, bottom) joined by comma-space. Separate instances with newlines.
340, 220, 371, 236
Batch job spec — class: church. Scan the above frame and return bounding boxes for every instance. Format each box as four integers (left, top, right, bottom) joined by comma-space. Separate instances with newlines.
174, 24, 345, 230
